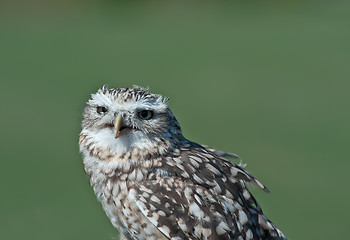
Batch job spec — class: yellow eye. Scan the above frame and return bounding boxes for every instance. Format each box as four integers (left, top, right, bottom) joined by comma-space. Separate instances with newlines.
97, 106, 108, 114
138, 110, 154, 120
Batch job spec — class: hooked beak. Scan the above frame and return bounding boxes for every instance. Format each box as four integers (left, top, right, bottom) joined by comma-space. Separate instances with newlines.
113, 114, 122, 139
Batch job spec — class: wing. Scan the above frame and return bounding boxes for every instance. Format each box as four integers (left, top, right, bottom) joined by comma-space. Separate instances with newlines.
130, 142, 286, 240
130, 176, 238, 240
201, 144, 240, 160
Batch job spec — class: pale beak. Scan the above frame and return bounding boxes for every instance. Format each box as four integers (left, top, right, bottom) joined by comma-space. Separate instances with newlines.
113, 114, 122, 139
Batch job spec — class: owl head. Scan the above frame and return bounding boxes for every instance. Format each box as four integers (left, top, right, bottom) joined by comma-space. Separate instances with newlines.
80, 85, 183, 156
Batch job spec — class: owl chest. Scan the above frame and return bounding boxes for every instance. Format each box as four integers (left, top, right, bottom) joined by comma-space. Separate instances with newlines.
99, 179, 131, 229
98, 176, 166, 240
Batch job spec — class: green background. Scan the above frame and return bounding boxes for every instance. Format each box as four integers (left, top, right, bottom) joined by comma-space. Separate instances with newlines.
1, 1, 349, 239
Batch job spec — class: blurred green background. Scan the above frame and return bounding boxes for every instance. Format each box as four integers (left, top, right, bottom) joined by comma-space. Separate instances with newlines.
1, 1, 349, 239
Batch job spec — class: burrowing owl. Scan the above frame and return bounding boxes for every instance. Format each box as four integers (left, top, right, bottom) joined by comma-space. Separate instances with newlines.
79, 86, 287, 240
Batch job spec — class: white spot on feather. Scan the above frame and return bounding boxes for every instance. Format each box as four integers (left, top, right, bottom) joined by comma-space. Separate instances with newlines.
150, 195, 161, 204
246, 229, 253, 239
194, 194, 202, 205
239, 210, 248, 225
189, 202, 204, 218
158, 225, 171, 238
216, 221, 230, 235
193, 174, 204, 184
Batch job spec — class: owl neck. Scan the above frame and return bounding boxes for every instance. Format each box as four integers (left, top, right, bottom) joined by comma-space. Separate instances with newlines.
79, 131, 186, 189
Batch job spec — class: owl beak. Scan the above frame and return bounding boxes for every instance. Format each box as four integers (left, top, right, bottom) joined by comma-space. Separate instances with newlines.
113, 114, 123, 139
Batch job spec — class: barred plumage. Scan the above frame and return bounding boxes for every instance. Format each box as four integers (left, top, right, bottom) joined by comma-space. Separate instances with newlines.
79, 85, 287, 240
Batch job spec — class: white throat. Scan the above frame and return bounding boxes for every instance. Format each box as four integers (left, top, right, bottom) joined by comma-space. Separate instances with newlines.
81, 127, 155, 156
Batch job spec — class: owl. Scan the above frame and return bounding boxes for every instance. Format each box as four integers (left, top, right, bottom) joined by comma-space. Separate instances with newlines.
79, 85, 287, 240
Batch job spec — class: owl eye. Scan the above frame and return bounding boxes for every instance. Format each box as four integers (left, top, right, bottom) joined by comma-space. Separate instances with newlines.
97, 106, 108, 114
138, 110, 154, 120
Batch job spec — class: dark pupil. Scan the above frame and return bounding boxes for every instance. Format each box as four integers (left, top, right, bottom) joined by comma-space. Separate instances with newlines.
97, 106, 107, 114
140, 111, 149, 118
